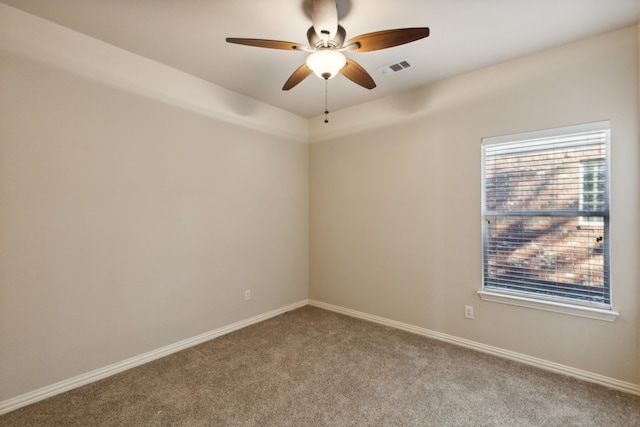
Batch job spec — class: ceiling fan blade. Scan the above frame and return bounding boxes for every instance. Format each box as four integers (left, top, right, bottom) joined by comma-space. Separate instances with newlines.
226, 38, 304, 51
345, 27, 430, 52
311, 0, 338, 43
282, 64, 313, 90
340, 59, 376, 90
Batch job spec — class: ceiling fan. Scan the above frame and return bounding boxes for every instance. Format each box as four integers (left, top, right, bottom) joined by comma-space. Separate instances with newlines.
226, 0, 430, 91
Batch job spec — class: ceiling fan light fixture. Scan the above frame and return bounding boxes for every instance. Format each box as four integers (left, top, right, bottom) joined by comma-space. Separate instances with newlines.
306, 50, 346, 80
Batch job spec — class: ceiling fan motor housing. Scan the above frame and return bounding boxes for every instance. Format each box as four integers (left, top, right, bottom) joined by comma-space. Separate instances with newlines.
307, 25, 346, 49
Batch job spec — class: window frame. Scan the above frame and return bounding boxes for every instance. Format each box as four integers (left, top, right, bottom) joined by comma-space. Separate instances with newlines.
479, 121, 617, 321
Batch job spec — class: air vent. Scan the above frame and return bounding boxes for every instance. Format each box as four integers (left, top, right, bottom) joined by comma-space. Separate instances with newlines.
377, 60, 413, 76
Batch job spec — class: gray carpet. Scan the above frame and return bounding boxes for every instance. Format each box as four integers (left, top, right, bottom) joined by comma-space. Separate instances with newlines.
1, 305, 639, 426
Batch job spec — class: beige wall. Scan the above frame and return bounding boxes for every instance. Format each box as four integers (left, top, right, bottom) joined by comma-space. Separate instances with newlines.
637, 20, 640, 380
0, 7, 308, 400
310, 26, 640, 385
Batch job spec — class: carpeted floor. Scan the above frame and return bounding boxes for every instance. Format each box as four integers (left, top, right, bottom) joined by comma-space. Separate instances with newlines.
2, 305, 639, 426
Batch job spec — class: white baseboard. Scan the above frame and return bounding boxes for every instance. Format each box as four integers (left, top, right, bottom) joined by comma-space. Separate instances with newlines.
308, 299, 640, 396
4, 297, 636, 416
0, 299, 309, 415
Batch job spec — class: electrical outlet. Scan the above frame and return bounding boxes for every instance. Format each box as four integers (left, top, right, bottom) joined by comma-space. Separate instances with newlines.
464, 305, 474, 319
245, 289, 251, 301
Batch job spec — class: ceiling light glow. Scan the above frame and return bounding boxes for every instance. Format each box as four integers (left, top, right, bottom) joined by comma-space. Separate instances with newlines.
306, 50, 346, 80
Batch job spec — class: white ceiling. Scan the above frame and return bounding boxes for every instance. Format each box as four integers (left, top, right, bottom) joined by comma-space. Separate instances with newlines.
2, 0, 639, 118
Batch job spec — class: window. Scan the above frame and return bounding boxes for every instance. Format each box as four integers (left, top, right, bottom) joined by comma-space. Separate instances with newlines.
481, 122, 611, 314
580, 159, 606, 225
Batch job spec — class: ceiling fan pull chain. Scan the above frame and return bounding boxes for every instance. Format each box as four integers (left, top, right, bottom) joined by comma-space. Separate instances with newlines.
324, 78, 329, 123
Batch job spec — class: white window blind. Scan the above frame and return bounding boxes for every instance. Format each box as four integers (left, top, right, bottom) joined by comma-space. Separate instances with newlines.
482, 122, 610, 309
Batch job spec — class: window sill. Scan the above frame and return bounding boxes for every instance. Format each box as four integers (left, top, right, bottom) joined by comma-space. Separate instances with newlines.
477, 290, 619, 322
